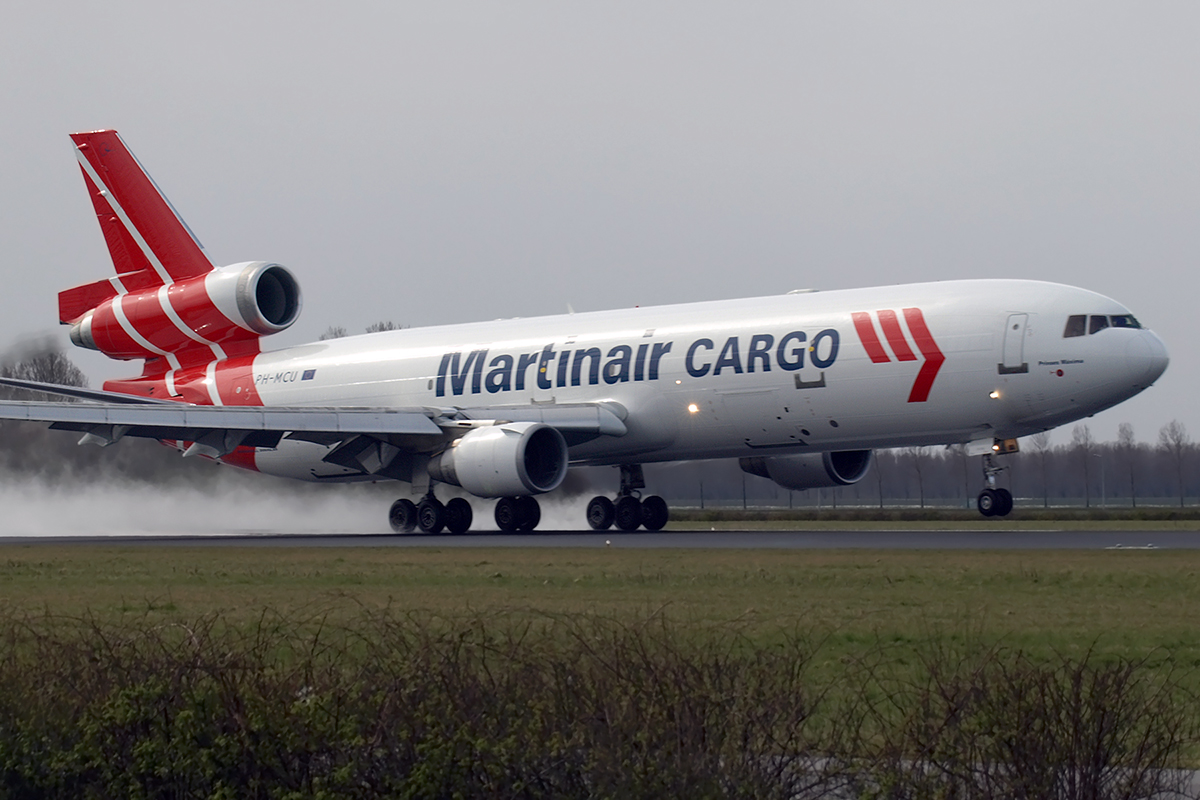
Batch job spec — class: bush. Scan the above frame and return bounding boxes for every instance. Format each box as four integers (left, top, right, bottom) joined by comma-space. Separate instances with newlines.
0, 611, 1193, 799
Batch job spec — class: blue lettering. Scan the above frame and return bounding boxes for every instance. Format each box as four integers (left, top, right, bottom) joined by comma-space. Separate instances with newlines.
437, 350, 488, 397
713, 337, 743, 376
634, 343, 649, 381
686, 339, 713, 378
777, 331, 807, 371
810, 328, 839, 369
572, 347, 602, 386
486, 354, 514, 393
650, 342, 671, 380
516, 352, 538, 391
747, 334, 773, 372
537, 345, 556, 390
604, 345, 632, 384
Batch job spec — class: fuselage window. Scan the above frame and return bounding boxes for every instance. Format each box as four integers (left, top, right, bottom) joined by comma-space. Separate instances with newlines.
1111, 314, 1141, 329
1063, 315, 1086, 338
1089, 315, 1110, 334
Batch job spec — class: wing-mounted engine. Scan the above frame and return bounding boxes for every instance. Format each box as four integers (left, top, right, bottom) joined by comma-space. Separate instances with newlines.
65, 261, 302, 363
740, 450, 874, 491
428, 422, 569, 497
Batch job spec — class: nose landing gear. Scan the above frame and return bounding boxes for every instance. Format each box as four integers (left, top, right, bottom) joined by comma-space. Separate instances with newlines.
977, 453, 1014, 517
586, 464, 670, 532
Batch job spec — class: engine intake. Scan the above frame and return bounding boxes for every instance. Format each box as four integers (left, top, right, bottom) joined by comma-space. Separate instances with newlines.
428, 422, 569, 497
740, 450, 874, 491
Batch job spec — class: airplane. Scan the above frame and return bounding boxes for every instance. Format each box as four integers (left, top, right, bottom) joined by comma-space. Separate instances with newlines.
0, 130, 1170, 532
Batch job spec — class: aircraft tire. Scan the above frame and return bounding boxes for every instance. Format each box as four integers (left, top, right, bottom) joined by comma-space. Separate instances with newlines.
417, 497, 446, 534
445, 497, 473, 534
586, 496, 615, 530
389, 499, 418, 533
976, 489, 999, 517
994, 488, 1014, 516
615, 495, 642, 532
495, 497, 520, 532
516, 496, 541, 531
641, 495, 669, 531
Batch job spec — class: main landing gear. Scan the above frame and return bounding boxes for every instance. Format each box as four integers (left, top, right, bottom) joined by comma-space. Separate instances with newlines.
388, 493, 542, 534
976, 453, 1014, 517
586, 464, 670, 532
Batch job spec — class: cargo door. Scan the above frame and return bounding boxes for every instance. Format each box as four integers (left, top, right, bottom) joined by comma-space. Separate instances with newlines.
999, 313, 1029, 374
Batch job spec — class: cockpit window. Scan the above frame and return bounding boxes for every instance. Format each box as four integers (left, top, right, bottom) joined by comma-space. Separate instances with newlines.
1065, 313, 1143, 337
1063, 315, 1086, 338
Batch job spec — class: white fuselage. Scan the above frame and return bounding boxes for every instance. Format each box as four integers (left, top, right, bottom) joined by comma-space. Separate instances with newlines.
244, 279, 1168, 482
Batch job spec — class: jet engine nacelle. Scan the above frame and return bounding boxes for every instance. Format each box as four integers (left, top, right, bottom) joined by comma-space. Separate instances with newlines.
428, 422, 569, 497
739, 450, 874, 491
70, 261, 302, 360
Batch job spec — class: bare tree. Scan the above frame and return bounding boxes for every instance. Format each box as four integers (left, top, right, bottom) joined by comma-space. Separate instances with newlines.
1072, 424, 1096, 507
874, 452, 885, 508
1, 345, 88, 401
905, 447, 928, 508
1117, 422, 1137, 508
1158, 420, 1191, 508
952, 444, 971, 509
365, 321, 404, 333
1029, 432, 1052, 508
318, 326, 348, 341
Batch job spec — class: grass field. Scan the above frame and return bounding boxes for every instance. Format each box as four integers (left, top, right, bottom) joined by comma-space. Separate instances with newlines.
2, 543, 1199, 794
3, 544, 1198, 669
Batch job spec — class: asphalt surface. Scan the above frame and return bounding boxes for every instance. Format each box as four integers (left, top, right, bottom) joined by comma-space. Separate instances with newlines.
0, 528, 1196, 548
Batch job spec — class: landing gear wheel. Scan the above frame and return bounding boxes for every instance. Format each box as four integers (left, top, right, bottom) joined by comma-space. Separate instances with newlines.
494, 497, 519, 532
994, 488, 1014, 517
641, 495, 669, 531
587, 496, 615, 530
977, 489, 999, 517
417, 497, 446, 534
389, 499, 418, 533
444, 497, 473, 534
615, 495, 642, 532
516, 496, 541, 531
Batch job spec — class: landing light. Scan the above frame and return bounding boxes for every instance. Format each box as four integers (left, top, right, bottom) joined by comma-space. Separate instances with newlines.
989, 390, 1001, 399
687, 403, 700, 414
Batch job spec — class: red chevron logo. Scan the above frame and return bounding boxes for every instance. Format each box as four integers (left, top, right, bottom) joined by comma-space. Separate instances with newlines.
851, 308, 945, 403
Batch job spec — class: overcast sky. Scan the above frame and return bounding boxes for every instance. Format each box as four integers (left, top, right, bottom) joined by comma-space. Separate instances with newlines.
1, 2, 1195, 446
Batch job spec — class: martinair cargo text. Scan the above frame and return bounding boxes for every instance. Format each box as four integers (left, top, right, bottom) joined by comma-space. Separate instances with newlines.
0, 131, 1170, 532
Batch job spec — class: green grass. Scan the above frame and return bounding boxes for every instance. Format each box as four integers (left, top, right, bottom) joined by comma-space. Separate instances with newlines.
3, 545, 1199, 670
2, 544, 1200, 786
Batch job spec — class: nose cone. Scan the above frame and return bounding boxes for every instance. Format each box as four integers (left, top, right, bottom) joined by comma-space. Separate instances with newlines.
1126, 331, 1169, 387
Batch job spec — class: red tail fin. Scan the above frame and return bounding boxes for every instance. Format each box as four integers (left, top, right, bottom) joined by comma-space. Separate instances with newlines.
60, 130, 213, 323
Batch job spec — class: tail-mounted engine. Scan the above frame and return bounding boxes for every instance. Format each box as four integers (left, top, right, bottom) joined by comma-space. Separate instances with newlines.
428, 422, 569, 497
66, 261, 301, 362
740, 450, 874, 491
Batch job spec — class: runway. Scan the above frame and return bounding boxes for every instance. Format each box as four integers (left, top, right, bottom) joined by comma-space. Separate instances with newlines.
1, 528, 1196, 549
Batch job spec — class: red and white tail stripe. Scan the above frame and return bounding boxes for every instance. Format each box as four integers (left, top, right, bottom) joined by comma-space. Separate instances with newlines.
59, 130, 300, 408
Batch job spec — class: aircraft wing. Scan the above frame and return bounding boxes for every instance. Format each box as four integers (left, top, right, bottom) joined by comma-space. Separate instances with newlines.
0, 378, 627, 466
